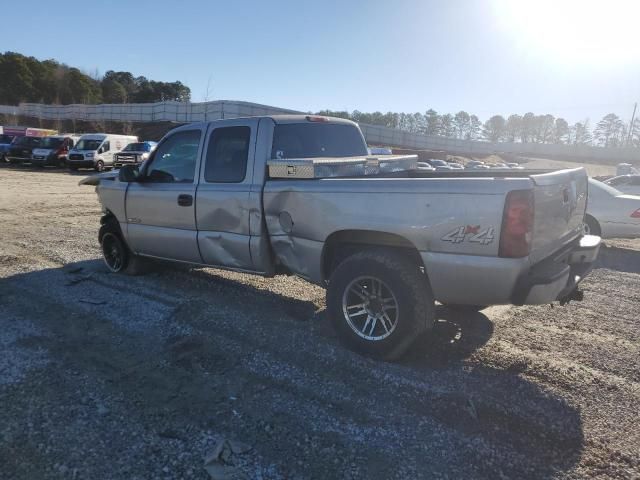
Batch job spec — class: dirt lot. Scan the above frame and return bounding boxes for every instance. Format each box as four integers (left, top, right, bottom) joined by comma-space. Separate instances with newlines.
0, 166, 639, 479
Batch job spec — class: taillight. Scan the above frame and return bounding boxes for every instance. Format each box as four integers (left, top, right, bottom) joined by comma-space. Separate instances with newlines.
499, 189, 534, 258
631, 208, 640, 218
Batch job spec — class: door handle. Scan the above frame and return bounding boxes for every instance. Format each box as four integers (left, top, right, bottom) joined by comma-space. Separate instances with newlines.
177, 194, 193, 207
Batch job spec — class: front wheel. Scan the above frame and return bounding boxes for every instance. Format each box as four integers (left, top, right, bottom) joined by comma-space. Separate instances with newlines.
99, 223, 148, 275
95, 160, 105, 172
327, 249, 435, 361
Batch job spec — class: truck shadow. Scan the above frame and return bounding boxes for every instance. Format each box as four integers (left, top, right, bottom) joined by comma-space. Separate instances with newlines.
0, 259, 584, 479
595, 243, 640, 274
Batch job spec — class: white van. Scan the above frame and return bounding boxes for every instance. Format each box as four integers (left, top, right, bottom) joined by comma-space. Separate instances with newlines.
67, 133, 138, 171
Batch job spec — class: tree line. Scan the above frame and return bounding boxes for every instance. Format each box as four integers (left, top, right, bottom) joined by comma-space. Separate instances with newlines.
0, 51, 190, 106
1, 51, 637, 148
317, 110, 639, 149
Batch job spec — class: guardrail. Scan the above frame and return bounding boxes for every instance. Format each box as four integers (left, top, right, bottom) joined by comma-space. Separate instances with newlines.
0, 100, 637, 163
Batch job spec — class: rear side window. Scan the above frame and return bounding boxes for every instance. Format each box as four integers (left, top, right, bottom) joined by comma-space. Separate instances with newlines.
271, 123, 368, 159
204, 126, 250, 183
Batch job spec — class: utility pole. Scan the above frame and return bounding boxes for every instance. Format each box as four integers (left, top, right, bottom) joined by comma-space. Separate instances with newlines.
626, 102, 637, 147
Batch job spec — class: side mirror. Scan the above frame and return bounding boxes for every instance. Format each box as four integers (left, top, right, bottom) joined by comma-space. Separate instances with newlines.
118, 164, 140, 182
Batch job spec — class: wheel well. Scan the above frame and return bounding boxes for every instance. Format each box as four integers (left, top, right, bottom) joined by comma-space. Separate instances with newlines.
99, 211, 122, 242
322, 230, 425, 282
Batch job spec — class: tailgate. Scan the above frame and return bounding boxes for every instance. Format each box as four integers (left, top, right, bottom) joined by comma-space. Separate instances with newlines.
529, 168, 587, 264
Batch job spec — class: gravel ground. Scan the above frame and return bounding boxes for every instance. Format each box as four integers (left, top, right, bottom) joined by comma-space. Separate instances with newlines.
0, 165, 639, 479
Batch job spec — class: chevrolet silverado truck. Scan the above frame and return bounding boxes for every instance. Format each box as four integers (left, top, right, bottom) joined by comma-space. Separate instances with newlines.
81, 115, 601, 360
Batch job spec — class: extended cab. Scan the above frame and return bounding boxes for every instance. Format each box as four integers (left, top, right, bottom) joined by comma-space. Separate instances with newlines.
82, 115, 601, 360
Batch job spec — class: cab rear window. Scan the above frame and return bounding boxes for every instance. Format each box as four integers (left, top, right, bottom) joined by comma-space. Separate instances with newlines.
271, 123, 367, 159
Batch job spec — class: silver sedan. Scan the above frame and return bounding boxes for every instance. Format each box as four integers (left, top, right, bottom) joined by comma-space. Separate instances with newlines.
585, 178, 640, 238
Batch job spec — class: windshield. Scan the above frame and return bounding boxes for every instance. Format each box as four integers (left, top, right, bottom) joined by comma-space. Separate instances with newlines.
75, 139, 103, 151
0, 134, 14, 144
589, 178, 622, 197
40, 137, 64, 149
14, 136, 42, 147
123, 143, 149, 152
271, 123, 368, 159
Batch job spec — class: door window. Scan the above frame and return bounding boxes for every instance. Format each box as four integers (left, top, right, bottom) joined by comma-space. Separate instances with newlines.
146, 130, 201, 183
204, 126, 250, 183
102, 141, 110, 152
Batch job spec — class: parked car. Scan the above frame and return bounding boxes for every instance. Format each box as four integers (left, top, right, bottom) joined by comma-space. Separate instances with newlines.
507, 162, 523, 169
466, 160, 486, 169
415, 161, 435, 171
0, 133, 15, 162
81, 115, 600, 360
67, 134, 138, 171
7, 135, 44, 164
31, 134, 81, 167
368, 146, 393, 155
428, 159, 453, 171
604, 175, 640, 196
585, 178, 640, 238
616, 163, 639, 176
113, 141, 158, 168
447, 162, 464, 169
490, 163, 511, 169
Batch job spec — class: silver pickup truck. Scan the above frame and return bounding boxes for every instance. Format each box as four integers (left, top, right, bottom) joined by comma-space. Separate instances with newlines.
82, 115, 601, 360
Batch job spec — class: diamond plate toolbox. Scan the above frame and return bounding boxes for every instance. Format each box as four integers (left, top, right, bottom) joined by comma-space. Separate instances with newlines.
267, 155, 417, 179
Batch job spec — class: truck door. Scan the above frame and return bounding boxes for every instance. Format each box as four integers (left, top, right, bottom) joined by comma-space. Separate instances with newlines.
125, 128, 204, 263
195, 118, 259, 270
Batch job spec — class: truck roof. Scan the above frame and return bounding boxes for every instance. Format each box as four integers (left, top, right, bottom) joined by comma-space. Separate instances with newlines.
171, 115, 357, 133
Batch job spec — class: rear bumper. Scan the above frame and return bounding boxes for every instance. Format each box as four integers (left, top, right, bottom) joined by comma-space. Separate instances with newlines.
7, 155, 30, 163
420, 235, 601, 306
511, 234, 600, 305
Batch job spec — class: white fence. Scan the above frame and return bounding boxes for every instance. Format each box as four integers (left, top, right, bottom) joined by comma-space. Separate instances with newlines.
1, 100, 638, 163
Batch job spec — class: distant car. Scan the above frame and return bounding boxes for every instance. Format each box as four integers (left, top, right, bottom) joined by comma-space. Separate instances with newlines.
113, 141, 158, 168
585, 178, 640, 238
31, 135, 81, 167
447, 162, 464, 169
428, 159, 453, 171
368, 146, 393, 155
465, 160, 487, 169
7, 136, 43, 164
415, 161, 435, 171
604, 175, 640, 196
616, 163, 639, 176
506, 162, 522, 168
0, 134, 16, 162
490, 163, 511, 169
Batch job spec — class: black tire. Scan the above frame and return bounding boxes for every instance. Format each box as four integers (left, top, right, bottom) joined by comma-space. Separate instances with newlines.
584, 215, 601, 236
98, 221, 147, 275
95, 160, 105, 172
57, 158, 66, 168
69, 165, 78, 171
327, 249, 435, 361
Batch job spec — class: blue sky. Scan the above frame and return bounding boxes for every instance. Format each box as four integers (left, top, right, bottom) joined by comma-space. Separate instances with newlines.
4, 0, 639, 123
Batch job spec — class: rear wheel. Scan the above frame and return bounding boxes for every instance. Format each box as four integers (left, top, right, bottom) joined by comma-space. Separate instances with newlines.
584, 215, 601, 236
327, 249, 434, 361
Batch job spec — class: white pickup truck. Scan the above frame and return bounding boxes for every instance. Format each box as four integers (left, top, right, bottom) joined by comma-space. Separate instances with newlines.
82, 115, 601, 360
